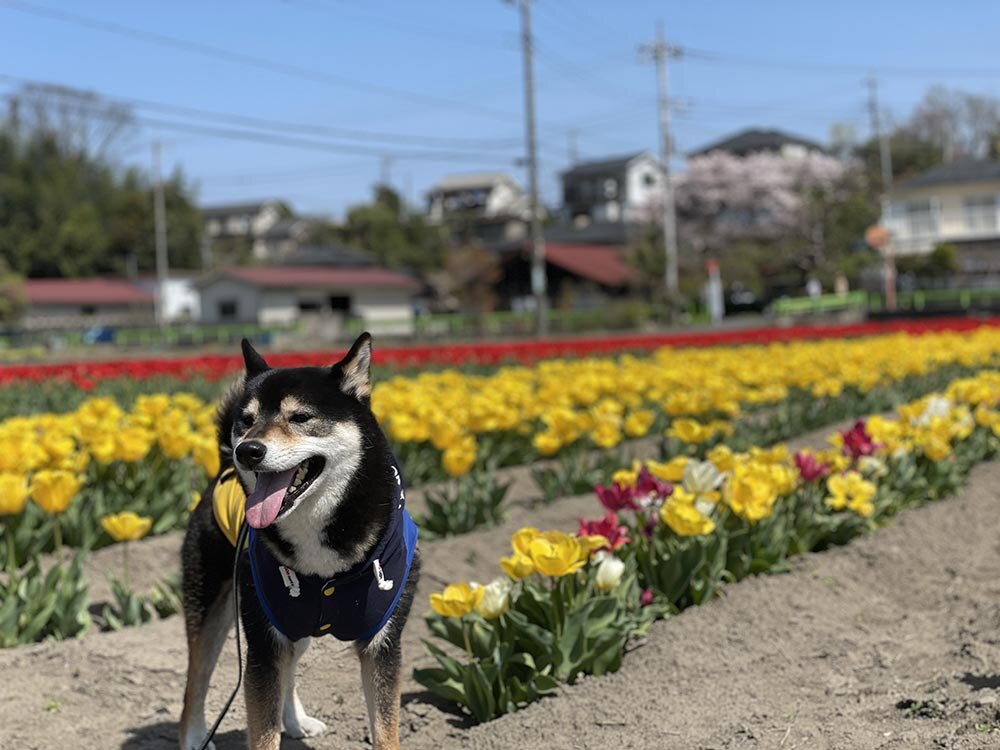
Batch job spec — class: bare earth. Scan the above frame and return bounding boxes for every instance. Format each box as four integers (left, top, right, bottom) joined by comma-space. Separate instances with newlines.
4, 426, 1000, 749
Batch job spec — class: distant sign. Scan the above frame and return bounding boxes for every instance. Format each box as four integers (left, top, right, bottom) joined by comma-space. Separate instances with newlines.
865, 225, 890, 250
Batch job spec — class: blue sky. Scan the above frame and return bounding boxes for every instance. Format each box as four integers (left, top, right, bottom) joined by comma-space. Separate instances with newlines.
3, 0, 999, 218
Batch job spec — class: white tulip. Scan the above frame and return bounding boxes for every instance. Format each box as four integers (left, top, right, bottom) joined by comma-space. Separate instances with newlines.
475, 576, 512, 619
594, 554, 626, 592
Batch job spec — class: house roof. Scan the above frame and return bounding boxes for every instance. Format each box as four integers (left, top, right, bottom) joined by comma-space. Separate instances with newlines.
561, 152, 653, 179
261, 217, 313, 239
278, 244, 375, 267
201, 200, 281, 219
543, 243, 637, 287
689, 128, 824, 157
431, 173, 518, 192
24, 279, 154, 305
199, 265, 419, 291
894, 159, 1000, 190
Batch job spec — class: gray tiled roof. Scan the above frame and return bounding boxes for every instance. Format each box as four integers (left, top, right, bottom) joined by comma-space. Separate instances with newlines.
895, 159, 1000, 190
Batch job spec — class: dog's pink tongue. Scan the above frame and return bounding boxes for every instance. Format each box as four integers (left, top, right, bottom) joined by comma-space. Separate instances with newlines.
245, 468, 297, 529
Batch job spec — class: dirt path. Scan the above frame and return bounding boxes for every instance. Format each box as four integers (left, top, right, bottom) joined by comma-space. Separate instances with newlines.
13, 419, 994, 750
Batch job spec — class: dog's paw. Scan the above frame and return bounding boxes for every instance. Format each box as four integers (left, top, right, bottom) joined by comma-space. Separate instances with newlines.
284, 714, 327, 739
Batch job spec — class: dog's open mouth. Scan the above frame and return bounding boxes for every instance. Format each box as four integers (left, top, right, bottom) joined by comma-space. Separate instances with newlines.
244, 456, 325, 529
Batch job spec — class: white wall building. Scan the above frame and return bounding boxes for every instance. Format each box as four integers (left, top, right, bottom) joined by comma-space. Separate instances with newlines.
195, 266, 418, 338
20, 279, 155, 330
426, 173, 530, 223
561, 152, 665, 225
883, 160, 1000, 259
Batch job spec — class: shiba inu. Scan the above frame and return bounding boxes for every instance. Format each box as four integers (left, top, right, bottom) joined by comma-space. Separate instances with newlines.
179, 333, 420, 750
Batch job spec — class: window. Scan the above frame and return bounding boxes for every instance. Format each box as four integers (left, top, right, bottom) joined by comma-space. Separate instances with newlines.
298, 300, 322, 313
329, 295, 351, 312
963, 194, 997, 233
904, 199, 937, 237
218, 300, 237, 320
80, 305, 96, 315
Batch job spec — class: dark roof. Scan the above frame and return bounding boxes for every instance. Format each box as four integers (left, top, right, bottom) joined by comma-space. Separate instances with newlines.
278, 244, 375, 267
24, 279, 154, 305
199, 266, 418, 291
201, 200, 280, 219
544, 244, 636, 287
689, 128, 824, 157
894, 159, 1000, 190
262, 218, 312, 240
561, 152, 652, 179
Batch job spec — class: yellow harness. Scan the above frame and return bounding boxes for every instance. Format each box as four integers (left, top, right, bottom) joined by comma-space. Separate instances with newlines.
212, 467, 246, 547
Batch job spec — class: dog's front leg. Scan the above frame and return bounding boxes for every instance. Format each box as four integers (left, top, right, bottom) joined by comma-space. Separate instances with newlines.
243, 626, 291, 750
358, 634, 402, 750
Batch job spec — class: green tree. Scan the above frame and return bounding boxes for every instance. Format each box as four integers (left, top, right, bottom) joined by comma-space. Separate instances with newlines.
0, 85, 203, 278
339, 185, 447, 273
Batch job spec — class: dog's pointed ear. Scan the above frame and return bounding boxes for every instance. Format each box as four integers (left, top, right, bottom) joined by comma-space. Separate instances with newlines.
332, 332, 372, 403
241, 338, 270, 378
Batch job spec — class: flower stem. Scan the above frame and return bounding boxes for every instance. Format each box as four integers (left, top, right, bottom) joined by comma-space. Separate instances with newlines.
4, 519, 17, 573
52, 519, 63, 563
461, 619, 473, 661
123, 542, 131, 590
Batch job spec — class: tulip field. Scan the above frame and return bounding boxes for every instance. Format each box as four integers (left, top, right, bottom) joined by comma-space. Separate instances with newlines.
5, 319, 1000, 745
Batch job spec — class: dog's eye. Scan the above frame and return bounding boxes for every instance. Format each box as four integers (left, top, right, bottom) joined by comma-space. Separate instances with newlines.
239, 413, 254, 428
289, 412, 313, 424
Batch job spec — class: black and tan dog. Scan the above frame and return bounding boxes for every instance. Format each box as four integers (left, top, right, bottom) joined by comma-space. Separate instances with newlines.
179, 333, 420, 750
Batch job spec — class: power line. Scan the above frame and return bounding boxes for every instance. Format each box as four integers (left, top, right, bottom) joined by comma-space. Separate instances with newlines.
681, 45, 1000, 79
0, 0, 526, 122
0, 73, 524, 150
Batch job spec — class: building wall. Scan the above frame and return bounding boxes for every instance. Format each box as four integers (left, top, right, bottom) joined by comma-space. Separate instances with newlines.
198, 279, 260, 323
623, 155, 666, 222
885, 181, 1000, 255
21, 303, 155, 330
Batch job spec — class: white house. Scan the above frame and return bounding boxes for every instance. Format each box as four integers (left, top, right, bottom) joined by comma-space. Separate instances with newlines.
883, 160, 1000, 262
195, 265, 419, 338
426, 173, 530, 223
560, 152, 665, 225
202, 200, 291, 262
135, 273, 202, 322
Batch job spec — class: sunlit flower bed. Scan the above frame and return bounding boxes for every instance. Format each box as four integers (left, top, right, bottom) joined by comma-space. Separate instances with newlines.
418, 370, 1000, 722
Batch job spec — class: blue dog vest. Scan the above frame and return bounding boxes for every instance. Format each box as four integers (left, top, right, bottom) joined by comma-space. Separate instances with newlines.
246, 458, 418, 642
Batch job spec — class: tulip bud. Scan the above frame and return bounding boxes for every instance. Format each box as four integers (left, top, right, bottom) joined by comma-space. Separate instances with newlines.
594, 554, 625, 592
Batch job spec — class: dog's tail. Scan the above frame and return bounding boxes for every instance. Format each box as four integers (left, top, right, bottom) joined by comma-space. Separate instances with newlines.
214, 377, 244, 470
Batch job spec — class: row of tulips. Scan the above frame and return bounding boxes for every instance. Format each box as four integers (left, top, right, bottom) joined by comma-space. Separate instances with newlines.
4, 327, 1000, 566
418, 369, 1000, 722
2, 317, 990, 389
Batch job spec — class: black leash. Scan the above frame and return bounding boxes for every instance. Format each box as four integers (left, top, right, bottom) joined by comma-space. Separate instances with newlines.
197, 520, 249, 750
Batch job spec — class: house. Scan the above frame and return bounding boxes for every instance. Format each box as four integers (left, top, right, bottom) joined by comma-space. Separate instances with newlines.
883, 160, 1000, 268
135, 273, 202, 323
257, 217, 316, 261
19, 278, 154, 330
689, 128, 825, 159
194, 265, 419, 338
426, 173, 531, 246
201, 200, 291, 262
496, 242, 637, 311
561, 152, 665, 225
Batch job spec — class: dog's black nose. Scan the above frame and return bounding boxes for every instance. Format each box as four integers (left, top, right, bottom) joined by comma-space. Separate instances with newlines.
235, 440, 267, 468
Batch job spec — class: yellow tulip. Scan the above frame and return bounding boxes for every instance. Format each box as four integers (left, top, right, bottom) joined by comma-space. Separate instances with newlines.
527, 531, 586, 577
511, 527, 540, 556
647, 456, 688, 482
29, 470, 82, 515
661, 498, 716, 536
100, 511, 153, 542
0, 473, 29, 516
825, 471, 876, 518
429, 582, 484, 618
499, 552, 535, 580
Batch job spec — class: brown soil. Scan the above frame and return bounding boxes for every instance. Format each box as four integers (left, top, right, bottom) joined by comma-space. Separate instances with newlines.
7, 422, 1000, 749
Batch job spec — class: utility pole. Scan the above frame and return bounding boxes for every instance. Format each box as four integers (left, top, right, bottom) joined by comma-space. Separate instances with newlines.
151, 141, 170, 327
866, 77, 893, 194
640, 22, 681, 305
567, 128, 578, 165
866, 76, 896, 312
511, 0, 547, 336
